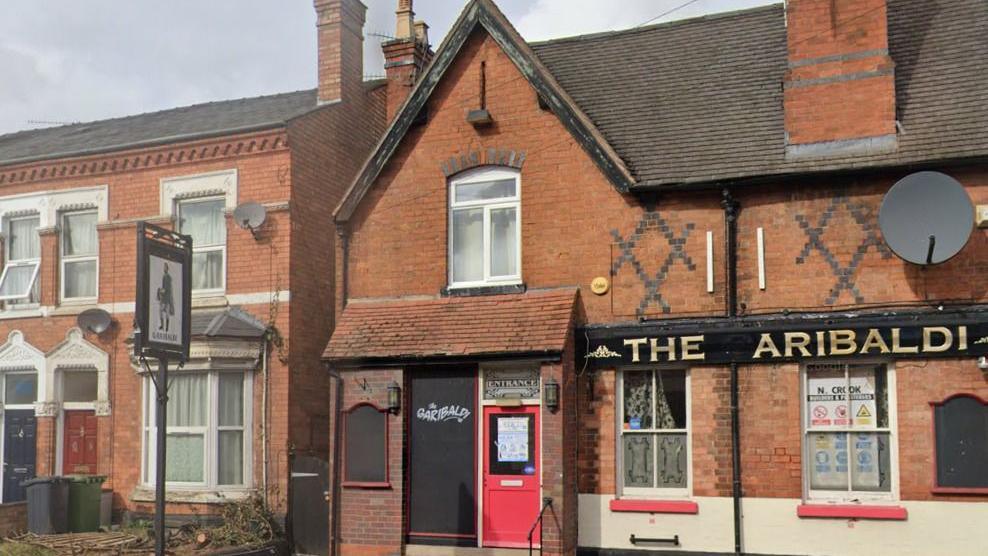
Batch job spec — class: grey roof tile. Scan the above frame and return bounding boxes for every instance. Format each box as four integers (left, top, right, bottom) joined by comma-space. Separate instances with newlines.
532, 0, 988, 187
0, 89, 321, 166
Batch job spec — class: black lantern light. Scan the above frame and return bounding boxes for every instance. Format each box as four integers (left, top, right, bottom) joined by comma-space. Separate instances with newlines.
387, 381, 402, 414
544, 377, 560, 413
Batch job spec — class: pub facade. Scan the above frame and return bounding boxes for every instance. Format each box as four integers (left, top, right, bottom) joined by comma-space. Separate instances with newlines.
323, 1, 988, 555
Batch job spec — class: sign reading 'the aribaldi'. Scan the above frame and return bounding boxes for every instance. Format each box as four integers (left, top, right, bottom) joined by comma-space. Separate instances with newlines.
582, 313, 988, 367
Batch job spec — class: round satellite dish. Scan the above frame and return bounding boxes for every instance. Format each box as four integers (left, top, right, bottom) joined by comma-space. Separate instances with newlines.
879, 171, 974, 265
233, 202, 267, 238
77, 308, 113, 335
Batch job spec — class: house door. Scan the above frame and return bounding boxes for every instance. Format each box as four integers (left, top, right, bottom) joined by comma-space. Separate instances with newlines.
3, 409, 37, 503
63, 410, 98, 475
482, 405, 540, 548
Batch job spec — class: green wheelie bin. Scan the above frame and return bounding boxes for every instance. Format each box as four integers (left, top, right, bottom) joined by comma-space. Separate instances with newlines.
67, 475, 107, 532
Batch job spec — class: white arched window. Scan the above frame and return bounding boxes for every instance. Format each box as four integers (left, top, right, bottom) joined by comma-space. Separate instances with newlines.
448, 167, 521, 288
46, 328, 110, 416
0, 331, 44, 414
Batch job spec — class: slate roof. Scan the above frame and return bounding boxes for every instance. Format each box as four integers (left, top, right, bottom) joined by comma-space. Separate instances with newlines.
532, 0, 988, 187
0, 89, 321, 166
190, 307, 267, 339
323, 288, 577, 362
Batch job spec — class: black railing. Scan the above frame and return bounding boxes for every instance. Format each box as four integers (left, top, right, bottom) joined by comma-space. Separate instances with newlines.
528, 497, 554, 556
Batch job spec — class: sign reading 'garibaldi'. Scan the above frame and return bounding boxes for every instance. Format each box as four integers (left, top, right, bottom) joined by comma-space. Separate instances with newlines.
582, 313, 988, 367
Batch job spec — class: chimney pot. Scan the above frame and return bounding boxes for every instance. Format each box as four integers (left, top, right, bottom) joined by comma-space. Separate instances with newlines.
414, 20, 429, 47
396, 0, 414, 40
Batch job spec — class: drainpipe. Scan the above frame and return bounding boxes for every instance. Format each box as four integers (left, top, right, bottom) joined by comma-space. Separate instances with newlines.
721, 189, 743, 555
337, 225, 350, 314
329, 366, 343, 556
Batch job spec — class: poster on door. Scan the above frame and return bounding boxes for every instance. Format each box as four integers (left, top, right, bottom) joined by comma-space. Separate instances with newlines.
806, 372, 877, 428
497, 417, 529, 463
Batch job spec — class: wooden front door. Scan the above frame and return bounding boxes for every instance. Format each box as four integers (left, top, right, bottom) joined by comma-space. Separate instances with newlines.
63, 410, 97, 475
482, 405, 540, 548
3, 409, 36, 503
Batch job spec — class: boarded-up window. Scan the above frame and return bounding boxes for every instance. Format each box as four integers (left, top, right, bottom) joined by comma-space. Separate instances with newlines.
344, 404, 387, 485
934, 395, 988, 491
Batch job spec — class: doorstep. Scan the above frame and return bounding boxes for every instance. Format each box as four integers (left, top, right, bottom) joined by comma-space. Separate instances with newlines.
405, 545, 532, 556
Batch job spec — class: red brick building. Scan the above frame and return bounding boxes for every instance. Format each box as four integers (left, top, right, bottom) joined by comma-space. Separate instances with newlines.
0, 0, 385, 533
324, 1, 988, 555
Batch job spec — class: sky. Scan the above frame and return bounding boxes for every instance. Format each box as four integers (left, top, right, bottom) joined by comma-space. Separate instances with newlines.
0, 0, 777, 136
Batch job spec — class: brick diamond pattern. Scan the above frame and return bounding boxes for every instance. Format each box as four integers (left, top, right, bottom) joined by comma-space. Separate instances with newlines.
794, 195, 892, 305
611, 209, 697, 317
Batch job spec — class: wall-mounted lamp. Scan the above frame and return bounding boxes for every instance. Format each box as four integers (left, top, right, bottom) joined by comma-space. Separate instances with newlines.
387, 381, 402, 415
544, 377, 560, 413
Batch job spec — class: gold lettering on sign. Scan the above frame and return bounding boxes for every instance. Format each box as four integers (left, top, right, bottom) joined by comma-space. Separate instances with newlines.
650, 337, 676, 362
891, 328, 918, 353
681, 335, 705, 361
753, 334, 781, 359
624, 338, 647, 362
923, 327, 952, 352
958, 326, 968, 350
816, 331, 826, 357
829, 330, 857, 355
859, 328, 890, 354
785, 332, 812, 357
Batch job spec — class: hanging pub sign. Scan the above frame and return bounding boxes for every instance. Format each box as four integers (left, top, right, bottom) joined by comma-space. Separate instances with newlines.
581, 311, 988, 368
134, 221, 192, 362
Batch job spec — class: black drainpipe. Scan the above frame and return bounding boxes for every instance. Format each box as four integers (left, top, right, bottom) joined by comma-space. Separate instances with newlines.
721, 189, 743, 555
329, 225, 349, 556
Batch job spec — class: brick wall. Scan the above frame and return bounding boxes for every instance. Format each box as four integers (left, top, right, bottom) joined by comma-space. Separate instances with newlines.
0, 502, 27, 536
336, 368, 404, 556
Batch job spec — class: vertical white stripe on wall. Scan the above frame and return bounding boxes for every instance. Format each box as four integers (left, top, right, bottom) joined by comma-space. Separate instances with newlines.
757, 227, 766, 290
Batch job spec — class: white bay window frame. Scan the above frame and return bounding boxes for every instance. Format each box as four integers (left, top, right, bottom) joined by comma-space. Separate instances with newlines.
59, 210, 99, 303
448, 167, 521, 288
141, 369, 251, 490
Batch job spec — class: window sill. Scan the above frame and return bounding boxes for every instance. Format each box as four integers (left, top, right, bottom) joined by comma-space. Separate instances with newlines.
342, 481, 391, 489
442, 283, 526, 297
191, 295, 229, 308
0, 307, 43, 320
131, 486, 254, 504
49, 302, 99, 316
609, 499, 698, 514
931, 486, 988, 495
796, 504, 907, 520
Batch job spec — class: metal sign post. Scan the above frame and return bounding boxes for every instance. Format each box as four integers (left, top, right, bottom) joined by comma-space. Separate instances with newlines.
134, 222, 192, 556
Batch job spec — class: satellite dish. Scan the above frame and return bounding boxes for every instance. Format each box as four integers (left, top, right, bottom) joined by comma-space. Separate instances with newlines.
879, 171, 974, 265
233, 202, 267, 239
77, 308, 113, 335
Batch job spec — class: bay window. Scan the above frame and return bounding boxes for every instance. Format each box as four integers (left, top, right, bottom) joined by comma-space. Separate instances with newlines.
617, 369, 690, 496
142, 370, 249, 488
61, 211, 98, 301
177, 198, 226, 293
803, 363, 895, 501
448, 168, 520, 287
0, 216, 41, 305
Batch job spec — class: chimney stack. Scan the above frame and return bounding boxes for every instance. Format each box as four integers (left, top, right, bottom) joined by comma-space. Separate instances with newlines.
783, 0, 897, 158
314, 0, 367, 105
383, 0, 432, 121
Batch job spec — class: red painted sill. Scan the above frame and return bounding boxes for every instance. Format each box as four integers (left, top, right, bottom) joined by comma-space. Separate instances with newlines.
797, 504, 907, 520
609, 499, 698, 514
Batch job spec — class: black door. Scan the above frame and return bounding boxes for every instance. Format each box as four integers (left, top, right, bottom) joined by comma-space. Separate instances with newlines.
3, 409, 37, 503
290, 456, 329, 556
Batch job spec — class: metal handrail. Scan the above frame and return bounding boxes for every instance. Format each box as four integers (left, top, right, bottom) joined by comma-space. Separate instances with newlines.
528, 497, 553, 556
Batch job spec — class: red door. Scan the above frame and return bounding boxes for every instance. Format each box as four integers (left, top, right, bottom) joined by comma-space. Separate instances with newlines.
63, 411, 97, 475
483, 405, 540, 548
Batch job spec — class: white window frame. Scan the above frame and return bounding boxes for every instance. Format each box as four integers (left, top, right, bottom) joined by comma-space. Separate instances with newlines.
616, 367, 692, 499
141, 370, 252, 490
801, 361, 899, 503
59, 210, 99, 304
176, 197, 227, 296
448, 167, 521, 288
0, 215, 41, 305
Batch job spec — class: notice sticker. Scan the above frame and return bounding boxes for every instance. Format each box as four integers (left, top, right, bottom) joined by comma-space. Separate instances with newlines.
629, 417, 642, 430
497, 417, 530, 463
